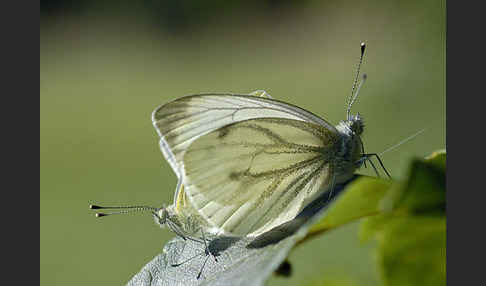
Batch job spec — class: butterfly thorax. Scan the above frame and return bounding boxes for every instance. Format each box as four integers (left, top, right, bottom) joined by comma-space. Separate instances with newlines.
333, 115, 364, 180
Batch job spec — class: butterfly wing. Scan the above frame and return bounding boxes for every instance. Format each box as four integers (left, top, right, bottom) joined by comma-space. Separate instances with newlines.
152, 94, 336, 176
152, 94, 340, 236
182, 117, 340, 236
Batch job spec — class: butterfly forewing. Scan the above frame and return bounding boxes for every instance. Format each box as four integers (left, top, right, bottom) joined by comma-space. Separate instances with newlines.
151, 94, 337, 180
182, 118, 339, 236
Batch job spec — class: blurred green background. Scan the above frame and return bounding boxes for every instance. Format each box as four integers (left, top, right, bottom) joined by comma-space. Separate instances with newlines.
40, 0, 445, 285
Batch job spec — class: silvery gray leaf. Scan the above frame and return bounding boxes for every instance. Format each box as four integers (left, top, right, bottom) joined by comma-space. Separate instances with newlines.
127, 176, 359, 286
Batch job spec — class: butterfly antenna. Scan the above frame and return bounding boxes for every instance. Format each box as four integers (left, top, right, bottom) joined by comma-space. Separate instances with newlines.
89, 204, 157, 217
347, 42, 366, 120
379, 128, 427, 156
349, 74, 367, 114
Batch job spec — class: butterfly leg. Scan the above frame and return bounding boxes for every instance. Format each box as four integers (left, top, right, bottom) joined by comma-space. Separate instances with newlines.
201, 228, 218, 262
367, 158, 381, 178
166, 219, 188, 241
197, 254, 211, 280
169, 226, 208, 267
358, 137, 367, 168
165, 220, 190, 266
170, 239, 187, 267
170, 250, 205, 267
194, 229, 218, 280
249, 90, 272, 99
363, 153, 392, 179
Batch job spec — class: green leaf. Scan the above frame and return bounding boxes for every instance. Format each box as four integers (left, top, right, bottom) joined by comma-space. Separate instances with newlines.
375, 216, 446, 286
380, 157, 445, 215
360, 150, 446, 286
306, 276, 360, 286
424, 149, 446, 171
305, 177, 391, 238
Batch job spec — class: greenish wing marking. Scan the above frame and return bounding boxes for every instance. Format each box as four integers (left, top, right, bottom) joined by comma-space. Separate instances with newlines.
182, 117, 339, 236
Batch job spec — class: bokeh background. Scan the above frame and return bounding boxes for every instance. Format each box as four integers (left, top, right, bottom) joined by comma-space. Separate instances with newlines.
40, 0, 445, 285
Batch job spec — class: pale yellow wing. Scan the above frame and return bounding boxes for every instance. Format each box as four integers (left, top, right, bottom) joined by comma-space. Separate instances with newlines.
181, 117, 340, 236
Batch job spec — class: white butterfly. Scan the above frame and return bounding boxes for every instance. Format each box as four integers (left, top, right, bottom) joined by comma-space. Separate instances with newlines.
151, 94, 352, 237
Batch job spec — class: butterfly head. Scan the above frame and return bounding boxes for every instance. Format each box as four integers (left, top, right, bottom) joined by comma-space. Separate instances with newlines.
153, 206, 169, 226
338, 113, 364, 137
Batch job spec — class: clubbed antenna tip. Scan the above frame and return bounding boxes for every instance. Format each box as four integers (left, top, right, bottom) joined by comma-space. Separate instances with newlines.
346, 42, 368, 119
89, 203, 158, 217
